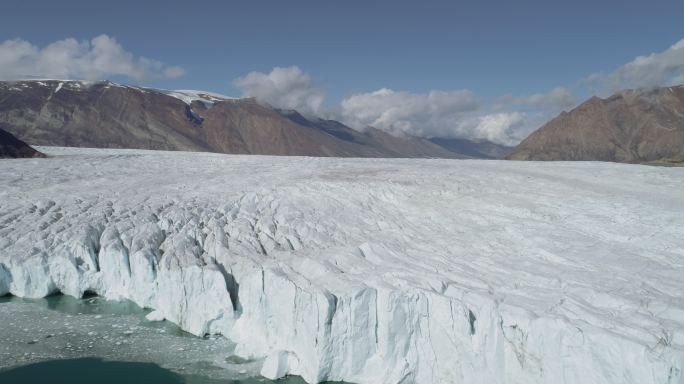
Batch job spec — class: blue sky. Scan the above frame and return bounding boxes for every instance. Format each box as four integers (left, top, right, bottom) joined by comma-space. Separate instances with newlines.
2, 0, 684, 144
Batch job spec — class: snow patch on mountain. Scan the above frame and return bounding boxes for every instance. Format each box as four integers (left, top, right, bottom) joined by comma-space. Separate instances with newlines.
0, 147, 683, 384
0, 80, 237, 104
162, 89, 237, 106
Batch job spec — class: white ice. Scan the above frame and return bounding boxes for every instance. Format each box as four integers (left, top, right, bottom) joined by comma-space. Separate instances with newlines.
0, 147, 683, 384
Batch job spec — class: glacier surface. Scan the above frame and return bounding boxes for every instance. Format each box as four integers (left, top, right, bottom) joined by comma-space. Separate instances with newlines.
0, 147, 683, 384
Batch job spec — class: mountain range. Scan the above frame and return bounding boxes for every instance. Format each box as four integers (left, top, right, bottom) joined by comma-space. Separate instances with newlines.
0, 80, 510, 159
2, 80, 683, 163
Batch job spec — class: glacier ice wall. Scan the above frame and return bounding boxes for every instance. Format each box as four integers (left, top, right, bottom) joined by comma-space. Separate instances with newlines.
1, 147, 683, 384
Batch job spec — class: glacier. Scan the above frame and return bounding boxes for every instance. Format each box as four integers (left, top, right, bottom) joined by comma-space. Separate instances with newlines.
0, 147, 683, 384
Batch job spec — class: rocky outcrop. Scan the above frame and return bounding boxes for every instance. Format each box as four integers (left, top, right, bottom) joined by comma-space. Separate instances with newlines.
0, 126, 44, 158
508, 85, 684, 162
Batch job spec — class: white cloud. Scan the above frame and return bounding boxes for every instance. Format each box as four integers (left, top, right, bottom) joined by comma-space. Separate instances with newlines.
340, 88, 478, 135
472, 112, 526, 145
231, 66, 578, 146
233, 66, 325, 116
338, 88, 559, 146
0, 35, 185, 81
232, 38, 684, 145
591, 38, 684, 91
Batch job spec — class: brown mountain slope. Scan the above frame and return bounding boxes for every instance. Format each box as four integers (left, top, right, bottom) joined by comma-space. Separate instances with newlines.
0, 126, 44, 158
428, 137, 513, 159
0, 80, 467, 158
278, 109, 463, 158
363, 127, 466, 158
508, 85, 684, 162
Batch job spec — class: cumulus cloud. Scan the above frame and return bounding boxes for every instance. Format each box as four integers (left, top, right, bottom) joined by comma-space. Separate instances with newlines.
471, 112, 526, 145
591, 38, 684, 91
0, 35, 185, 81
338, 88, 562, 146
233, 66, 325, 116
339, 88, 479, 136
231, 38, 684, 145
231, 66, 577, 145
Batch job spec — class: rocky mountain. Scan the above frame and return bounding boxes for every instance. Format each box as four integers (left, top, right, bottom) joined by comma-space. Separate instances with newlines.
508, 85, 684, 163
0, 126, 44, 158
0, 80, 487, 159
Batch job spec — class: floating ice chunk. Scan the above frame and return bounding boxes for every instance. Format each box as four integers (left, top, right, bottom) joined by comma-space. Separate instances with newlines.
146, 310, 165, 322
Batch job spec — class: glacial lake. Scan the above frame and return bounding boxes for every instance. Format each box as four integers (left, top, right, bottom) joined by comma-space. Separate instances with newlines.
0, 295, 341, 384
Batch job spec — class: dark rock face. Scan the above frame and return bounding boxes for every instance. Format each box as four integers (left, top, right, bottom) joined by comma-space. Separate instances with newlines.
0, 126, 44, 158
0, 80, 481, 159
508, 86, 684, 163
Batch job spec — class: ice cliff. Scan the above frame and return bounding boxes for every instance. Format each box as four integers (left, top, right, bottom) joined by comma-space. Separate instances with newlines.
1, 147, 683, 383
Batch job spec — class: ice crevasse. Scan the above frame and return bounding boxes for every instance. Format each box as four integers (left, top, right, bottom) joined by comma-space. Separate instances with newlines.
1, 148, 683, 384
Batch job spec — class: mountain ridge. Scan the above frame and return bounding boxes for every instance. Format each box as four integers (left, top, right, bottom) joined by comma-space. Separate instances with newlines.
0, 80, 503, 159
508, 85, 684, 163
